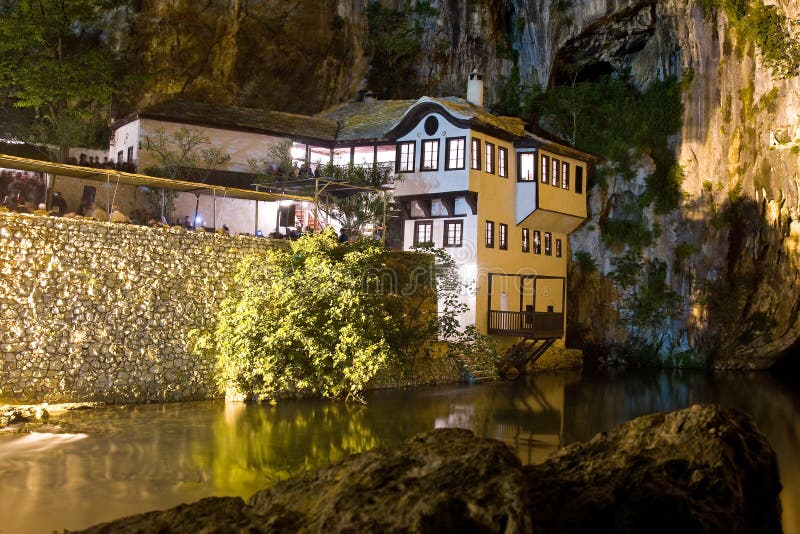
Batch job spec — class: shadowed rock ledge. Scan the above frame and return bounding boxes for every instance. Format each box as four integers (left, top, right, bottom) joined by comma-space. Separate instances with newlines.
73, 404, 782, 534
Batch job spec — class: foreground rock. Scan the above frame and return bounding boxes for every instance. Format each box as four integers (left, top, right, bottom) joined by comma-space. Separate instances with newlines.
526, 403, 783, 533
74, 405, 781, 534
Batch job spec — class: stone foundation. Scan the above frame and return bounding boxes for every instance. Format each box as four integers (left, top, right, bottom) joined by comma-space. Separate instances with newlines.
0, 211, 276, 403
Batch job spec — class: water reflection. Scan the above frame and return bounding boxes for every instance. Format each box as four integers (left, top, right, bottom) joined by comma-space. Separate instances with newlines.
0, 370, 797, 533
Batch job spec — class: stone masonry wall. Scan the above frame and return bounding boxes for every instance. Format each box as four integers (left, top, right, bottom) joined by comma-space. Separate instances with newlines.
0, 211, 276, 403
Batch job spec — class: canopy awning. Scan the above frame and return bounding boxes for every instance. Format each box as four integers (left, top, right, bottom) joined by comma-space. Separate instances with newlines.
0, 153, 312, 203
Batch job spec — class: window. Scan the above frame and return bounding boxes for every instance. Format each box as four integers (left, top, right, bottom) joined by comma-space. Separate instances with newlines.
576, 166, 584, 194
556, 238, 562, 257
444, 220, 463, 247
522, 228, 530, 252
424, 116, 439, 135
421, 140, 439, 171
498, 147, 508, 178
499, 223, 508, 250
544, 232, 552, 255
562, 161, 570, 189
551, 158, 560, 186
127, 146, 134, 163
541, 155, 550, 183
414, 220, 433, 245
519, 153, 535, 181
485, 220, 495, 248
445, 137, 466, 170
533, 231, 541, 254
396, 142, 415, 172
471, 138, 481, 170
117, 150, 123, 164
485, 142, 495, 174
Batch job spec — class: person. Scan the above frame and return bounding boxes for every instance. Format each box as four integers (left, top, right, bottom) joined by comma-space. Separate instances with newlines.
222, 224, 230, 235
182, 215, 192, 230
109, 205, 130, 223
91, 205, 108, 221
338, 228, 349, 243
51, 192, 67, 216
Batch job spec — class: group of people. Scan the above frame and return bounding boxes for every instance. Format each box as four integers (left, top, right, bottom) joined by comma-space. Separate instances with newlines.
74, 154, 136, 173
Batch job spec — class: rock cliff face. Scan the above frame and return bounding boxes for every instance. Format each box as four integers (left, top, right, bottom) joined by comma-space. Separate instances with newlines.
127, 0, 800, 368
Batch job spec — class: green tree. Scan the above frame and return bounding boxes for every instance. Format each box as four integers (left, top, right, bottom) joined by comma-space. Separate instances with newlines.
204, 232, 394, 403
248, 140, 295, 185
0, 0, 130, 160
142, 126, 231, 221
319, 162, 393, 238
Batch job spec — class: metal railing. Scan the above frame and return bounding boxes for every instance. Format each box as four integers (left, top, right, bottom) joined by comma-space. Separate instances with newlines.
487, 310, 564, 338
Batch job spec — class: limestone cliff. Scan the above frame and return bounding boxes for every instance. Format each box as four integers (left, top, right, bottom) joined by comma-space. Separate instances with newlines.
126, 0, 800, 368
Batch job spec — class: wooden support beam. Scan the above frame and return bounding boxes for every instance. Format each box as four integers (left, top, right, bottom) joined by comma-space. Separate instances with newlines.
418, 198, 432, 218
464, 192, 478, 215
441, 196, 455, 216
400, 200, 412, 219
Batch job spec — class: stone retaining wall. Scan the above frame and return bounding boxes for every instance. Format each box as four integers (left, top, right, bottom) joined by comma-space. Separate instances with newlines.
0, 211, 276, 403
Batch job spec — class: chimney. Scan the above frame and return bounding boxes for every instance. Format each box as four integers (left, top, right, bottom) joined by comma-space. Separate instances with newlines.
363, 90, 378, 103
466, 69, 484, 108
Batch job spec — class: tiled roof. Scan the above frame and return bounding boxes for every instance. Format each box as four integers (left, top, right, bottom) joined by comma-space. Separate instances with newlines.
137, 100, 339, 141
428, 97, 527, 138
319, 97, 528, 141
321, 100, 416, 141
126, 98, 590, 160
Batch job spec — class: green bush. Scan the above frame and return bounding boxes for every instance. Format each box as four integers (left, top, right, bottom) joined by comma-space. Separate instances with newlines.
199, 232, 393, 402
194, 233, 491, 402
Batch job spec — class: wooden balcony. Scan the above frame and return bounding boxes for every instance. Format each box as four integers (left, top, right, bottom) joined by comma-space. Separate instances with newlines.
487, 310, 564, 339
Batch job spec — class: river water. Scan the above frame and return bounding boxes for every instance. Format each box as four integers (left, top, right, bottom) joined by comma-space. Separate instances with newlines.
0, 369, 798, 533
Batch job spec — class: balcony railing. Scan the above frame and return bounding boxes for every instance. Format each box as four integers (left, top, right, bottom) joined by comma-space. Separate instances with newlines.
487, 310, 564, 339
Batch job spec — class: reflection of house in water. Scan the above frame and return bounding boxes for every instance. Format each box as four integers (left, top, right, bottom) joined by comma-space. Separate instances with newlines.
435, 375, 575, 464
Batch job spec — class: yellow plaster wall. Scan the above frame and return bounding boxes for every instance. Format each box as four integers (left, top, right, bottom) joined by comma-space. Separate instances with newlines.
469, 133, 573, 337
536, 149, 588, 219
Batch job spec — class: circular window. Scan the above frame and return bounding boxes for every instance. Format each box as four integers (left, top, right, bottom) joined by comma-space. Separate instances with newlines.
424, 116, 439, 136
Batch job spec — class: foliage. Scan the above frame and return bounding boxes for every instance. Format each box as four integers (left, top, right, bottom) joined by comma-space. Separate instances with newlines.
534, 75, 684, 214
143, 127, 231, 182
712, 0, 800, 77
248, 140, 295, 184
204, 232, 393, 402
573, 250, 597, 274
623, 260, 681, 330
320, 162, 394, 237
382, 244, 497, 377
673, 241, 699, 272
448, 325, 501, 380
490, 65, 542, 119
608, 249, 645, 289
142, 126, 231, 221
0, 0, 131, 158
197, 233, 490, 403
365, 3, 421, 98
600, 216, 655, 251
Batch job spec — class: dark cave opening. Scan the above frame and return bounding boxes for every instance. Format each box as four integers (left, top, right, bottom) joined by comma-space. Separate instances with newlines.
551, 60, 617, 87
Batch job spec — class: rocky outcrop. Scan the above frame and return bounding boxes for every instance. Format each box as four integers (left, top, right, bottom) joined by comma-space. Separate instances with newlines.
74, 404, 782, 533
526, 403, 783, 533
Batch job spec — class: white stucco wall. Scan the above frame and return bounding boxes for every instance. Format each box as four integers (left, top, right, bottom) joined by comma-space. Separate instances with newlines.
393, 113, 471, 196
